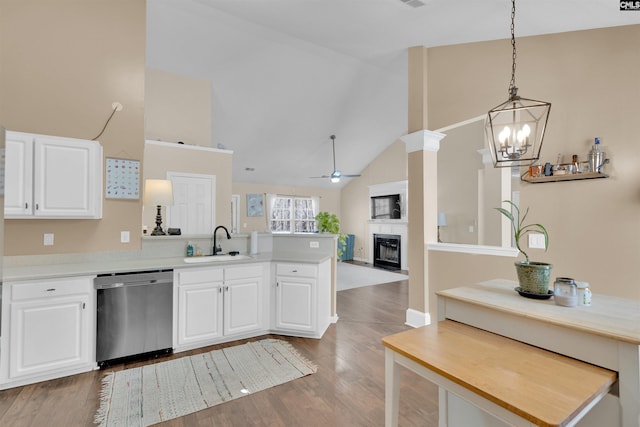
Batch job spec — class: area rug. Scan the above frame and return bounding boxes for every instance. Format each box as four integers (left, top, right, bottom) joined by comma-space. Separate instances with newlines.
94, 339, 316, 427
337, 262, 408, 291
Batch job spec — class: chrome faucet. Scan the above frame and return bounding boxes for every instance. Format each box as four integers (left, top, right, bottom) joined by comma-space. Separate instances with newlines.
212, 225, 231, 255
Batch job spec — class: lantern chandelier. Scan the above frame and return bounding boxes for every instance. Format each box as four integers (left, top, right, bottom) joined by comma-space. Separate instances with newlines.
486, 0, 551, 168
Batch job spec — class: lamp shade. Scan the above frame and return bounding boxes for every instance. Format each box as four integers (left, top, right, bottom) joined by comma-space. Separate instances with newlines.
144, 179, 174, 206
437, 212, 447, 227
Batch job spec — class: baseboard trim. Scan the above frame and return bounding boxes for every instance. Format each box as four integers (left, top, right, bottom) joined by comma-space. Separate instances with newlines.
405, 308, 431, 328
330, 315, 339, 323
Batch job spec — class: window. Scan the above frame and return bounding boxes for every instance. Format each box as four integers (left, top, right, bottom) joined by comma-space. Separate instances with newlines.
266, 194, 319, 233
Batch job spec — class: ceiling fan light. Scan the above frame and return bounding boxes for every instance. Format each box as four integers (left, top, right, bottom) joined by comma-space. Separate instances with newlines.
331, 176, 340, 183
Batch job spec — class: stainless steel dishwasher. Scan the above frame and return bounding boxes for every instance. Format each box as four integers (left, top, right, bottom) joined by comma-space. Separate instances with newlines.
95, 269, 173, 367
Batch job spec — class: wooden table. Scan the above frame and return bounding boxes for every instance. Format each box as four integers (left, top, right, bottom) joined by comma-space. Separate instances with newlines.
437, 279, 640, 427
383, 320, 617, 427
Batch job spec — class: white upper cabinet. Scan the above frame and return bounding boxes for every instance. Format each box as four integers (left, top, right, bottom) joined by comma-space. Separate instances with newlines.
5, 132, 33, 217
5, 131, 103, 219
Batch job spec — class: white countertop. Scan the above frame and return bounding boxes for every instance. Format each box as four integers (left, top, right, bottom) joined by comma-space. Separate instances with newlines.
437, 279, 640, 345
3, 252, 332, 282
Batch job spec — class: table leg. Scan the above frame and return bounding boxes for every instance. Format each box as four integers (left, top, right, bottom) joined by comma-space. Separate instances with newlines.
385, 348, 400, 427
618, 343, 640, 427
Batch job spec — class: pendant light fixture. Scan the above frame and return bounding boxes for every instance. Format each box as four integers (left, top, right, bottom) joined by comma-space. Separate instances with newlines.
486, 0, 551, 168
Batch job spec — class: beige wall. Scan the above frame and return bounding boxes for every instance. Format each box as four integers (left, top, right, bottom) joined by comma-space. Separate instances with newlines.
0, 0, 146, 256
232, 183, 341, 233
425, 25, 640, 314
340, 140, 408, 260
145, 68, 212, 147
143, 143, 233, 232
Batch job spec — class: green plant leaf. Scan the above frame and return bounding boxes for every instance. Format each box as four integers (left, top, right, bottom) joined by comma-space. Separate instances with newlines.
495, 200, 549, 262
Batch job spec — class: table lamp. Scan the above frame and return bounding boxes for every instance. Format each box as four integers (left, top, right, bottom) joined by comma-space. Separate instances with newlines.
144, 179, 174, 236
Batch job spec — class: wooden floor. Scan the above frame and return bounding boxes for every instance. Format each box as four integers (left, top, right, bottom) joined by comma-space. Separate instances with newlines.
0, 274, 437, 426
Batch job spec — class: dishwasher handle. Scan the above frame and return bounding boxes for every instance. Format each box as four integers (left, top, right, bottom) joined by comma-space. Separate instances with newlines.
95, 278, 172, 290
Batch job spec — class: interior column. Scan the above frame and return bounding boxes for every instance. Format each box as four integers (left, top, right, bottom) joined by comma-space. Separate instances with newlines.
402, 47, 443, 326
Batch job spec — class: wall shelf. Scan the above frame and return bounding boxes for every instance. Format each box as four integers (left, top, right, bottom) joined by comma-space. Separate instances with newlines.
522, 171, 608, 184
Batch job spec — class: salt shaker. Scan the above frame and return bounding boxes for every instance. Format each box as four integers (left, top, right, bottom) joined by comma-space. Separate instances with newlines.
576, 282, 592, 307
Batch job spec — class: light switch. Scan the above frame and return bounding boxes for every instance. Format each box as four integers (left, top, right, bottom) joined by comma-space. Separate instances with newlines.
121, 231, 130, 243
528, 233, 546, 249
44, 233, 54, 246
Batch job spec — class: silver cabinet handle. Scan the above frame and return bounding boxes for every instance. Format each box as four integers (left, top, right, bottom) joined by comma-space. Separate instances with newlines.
46, 288, 56, 292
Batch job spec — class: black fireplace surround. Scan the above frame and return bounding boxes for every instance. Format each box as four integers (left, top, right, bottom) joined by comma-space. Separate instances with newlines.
373, 233, 401, 271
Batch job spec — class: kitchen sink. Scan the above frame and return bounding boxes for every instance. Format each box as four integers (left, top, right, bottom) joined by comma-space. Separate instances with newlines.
183, 254, 252, 263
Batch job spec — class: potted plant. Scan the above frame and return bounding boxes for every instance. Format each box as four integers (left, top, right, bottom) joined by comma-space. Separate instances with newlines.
496, 200, 551, 295
315, 212, 347, 260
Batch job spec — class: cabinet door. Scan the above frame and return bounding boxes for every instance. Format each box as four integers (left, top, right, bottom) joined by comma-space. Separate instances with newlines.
9, 295, 89, 379
275, 276, 316, 332
224, 276, 263, 336
178, 282, 223, 345
33, 135, 102, 218
4, 132, 33, 217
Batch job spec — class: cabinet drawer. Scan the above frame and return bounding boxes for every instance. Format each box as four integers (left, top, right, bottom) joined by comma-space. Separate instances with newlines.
10, 276, 91, 301
177, 267, 224, 285
276, 263, 317, 278
225, 264, 263, 280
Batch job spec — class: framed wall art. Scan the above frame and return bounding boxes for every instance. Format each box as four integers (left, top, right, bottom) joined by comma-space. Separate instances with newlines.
105, 158, 140, 199
246, 193, 264, 217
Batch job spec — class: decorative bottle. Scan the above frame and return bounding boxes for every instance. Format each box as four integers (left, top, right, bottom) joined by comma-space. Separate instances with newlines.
588, 138, 604, 173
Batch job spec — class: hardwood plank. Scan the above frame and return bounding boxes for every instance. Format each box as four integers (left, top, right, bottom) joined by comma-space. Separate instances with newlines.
0, 276, 437, 426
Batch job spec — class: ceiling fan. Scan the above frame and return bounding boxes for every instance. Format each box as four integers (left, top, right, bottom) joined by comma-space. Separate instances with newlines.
310, 135, 361, 183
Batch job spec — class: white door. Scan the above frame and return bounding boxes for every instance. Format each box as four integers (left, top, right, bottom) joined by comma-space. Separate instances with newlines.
167, 172, 215, 235
10, 296, 88, 378
34, 136, 100, 217
4, 132, 33, 216
275, 277, 315, 332
178, 282, 223, 345
224, 277, 262, 336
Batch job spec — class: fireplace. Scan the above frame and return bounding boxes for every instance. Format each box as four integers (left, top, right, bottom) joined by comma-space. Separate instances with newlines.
373, 234, 401, 271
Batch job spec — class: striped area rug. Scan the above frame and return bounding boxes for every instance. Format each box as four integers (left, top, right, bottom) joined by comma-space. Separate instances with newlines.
95, 339, 316, 426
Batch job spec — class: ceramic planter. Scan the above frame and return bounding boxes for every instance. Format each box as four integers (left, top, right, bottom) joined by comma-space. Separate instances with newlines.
515, 261, 552, 294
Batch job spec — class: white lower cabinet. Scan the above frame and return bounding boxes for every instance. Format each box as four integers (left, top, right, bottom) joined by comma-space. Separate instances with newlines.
274, 260, 331, 338
174, 263, 268, 351
0, 276, 95, 389
224, 265, 264, 336
177, 268, 224, 345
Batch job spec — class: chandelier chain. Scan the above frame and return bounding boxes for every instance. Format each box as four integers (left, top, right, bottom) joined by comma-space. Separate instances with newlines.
509, 0, 517, 98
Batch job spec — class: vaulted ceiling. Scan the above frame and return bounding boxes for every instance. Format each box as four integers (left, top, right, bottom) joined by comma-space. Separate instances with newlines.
147, 0, 640, 188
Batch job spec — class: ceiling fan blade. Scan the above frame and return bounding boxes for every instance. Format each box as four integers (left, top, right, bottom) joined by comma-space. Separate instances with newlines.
309, 135, 360, 181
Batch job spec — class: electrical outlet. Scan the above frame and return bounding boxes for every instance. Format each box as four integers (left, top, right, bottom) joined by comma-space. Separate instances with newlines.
112, 102, 123, 111
528, 233, 546, 249
121, 231, 130, 243
43, 233, 54, 246
310, 241, 320, 248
